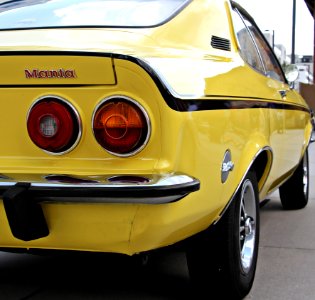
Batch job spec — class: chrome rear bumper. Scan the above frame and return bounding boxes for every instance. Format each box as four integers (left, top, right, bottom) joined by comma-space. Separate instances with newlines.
0, 173, 200, 204
0, 173, 200, 242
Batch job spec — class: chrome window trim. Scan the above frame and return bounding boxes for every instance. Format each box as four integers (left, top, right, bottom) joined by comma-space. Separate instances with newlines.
232, 7, 266, 75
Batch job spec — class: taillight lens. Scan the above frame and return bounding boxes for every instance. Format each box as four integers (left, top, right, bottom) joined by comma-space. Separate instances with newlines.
27, 97, 81, 154
93, 97, 150, 156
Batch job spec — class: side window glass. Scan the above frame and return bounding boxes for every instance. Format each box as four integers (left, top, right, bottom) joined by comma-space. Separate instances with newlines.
245, 23, 285, 82
231, 9, 264, 73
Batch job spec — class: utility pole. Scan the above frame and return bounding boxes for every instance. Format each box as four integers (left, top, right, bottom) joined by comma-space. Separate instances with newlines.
291, 0, 296, 64
313, 0, 315, 83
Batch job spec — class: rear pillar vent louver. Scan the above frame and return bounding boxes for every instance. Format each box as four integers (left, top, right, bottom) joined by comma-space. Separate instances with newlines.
211, 36, 231, 51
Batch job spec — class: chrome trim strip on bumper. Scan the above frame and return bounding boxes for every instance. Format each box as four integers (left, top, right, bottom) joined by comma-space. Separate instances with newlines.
0, 173, 200, 204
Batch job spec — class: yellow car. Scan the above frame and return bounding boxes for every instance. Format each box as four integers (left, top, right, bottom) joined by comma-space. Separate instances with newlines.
0, 0, 312, 298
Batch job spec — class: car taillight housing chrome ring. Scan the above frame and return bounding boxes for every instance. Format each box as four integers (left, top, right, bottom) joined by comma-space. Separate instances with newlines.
27, 96, 82, 155
92, 96, 151, 157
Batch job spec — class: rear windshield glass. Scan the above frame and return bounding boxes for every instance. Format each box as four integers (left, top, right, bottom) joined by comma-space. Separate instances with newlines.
0, 0, 189, 30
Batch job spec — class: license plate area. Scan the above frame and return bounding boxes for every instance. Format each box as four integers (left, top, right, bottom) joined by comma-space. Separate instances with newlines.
2, 183, 49, 241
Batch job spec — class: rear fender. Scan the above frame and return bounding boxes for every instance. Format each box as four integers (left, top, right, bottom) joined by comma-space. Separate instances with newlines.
215, 137, 273, 224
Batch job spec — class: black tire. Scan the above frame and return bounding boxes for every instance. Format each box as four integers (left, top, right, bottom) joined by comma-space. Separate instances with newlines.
186, 171, 260, 299
279, 149, 309, 210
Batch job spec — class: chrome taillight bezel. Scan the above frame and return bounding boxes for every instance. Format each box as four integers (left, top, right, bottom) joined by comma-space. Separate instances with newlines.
92, 95, 151, 157
26, 95, 82, 155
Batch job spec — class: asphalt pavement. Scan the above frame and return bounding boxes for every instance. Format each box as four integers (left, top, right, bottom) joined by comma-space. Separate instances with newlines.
0, 142, 314, 299
245, 139, 315, 300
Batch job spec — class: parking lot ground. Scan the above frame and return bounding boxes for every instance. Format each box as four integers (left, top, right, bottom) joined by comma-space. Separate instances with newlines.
245, 140, 315, 300
0, 141, 314, 299
246, 198, 315, 300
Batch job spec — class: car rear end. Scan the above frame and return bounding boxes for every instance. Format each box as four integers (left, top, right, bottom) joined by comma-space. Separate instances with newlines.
0, 0, 240, 255
0, 41, 208, 251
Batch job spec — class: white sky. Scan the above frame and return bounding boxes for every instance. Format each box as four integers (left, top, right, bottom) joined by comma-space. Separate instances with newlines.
236, 0, 314, 56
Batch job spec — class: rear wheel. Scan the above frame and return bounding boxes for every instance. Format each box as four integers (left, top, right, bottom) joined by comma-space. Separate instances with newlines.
279, 149, 309, 210
186, 171, 260, 299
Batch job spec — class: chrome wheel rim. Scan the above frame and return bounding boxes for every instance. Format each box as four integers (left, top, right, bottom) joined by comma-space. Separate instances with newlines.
239, 179, 256, 274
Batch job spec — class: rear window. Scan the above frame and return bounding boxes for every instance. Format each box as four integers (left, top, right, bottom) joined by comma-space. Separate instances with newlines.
0, 0, 190, 30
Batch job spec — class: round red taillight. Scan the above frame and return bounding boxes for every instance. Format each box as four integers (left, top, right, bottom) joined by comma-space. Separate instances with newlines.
93, 97, 150, 156
27, 97, 81, 154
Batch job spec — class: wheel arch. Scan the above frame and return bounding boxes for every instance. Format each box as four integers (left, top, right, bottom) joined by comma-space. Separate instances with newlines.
248, 147, 273, 193
215, 145, 273, 225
